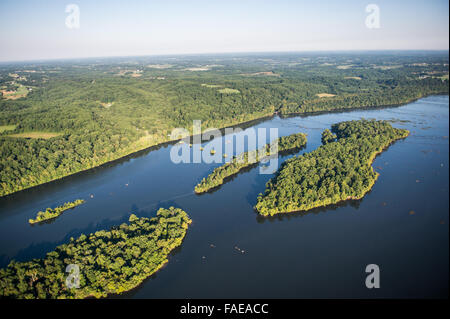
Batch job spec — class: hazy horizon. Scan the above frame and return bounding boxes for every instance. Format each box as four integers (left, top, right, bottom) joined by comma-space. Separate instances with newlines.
0, 0, 449, 62
0, 49, 449, 65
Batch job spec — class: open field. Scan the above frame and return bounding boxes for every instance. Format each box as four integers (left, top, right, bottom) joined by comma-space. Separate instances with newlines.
373, 65, 402, 70
0, 125, 16, 133
184, 67, 210, 71
316, 93, 336, 98
1, 85, 28, 100
8, 132, 63, 139
218, 88, 240, 94
100, 102, 114, 108
201, 84, 223, 88
240, 71, 280, 76
436, 74, 449, 80
336, 65, 354, 69
146, 64, 172, 69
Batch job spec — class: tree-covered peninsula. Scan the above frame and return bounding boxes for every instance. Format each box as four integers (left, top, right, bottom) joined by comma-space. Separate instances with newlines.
255, 120, 409, 216
195, 132, 307, 193
28, 199, 85, 224
0, 207, 192, 299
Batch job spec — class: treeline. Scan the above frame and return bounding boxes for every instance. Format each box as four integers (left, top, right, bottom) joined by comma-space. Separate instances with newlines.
255, 120, 409, 216
0, 207, 192, 299
28, 199, 85, 224
195, 133, 307, 193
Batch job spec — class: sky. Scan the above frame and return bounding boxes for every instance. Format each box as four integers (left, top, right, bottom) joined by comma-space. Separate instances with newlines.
0, 0, 448, 62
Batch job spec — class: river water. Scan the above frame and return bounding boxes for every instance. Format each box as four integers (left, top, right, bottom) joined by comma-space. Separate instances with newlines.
0, 95, 448, 298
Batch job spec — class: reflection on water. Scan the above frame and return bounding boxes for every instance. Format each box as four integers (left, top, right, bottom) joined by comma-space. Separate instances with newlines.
0, 95, 448, 298
255, 197, 364, 224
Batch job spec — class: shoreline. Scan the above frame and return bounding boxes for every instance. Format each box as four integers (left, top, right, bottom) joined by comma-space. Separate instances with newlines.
1, 93, 447, 199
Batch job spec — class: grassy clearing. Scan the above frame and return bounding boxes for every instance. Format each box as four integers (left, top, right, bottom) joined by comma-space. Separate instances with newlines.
184, 67, 210, 71
9, 132, 62, 139
436, 74, 449, 81
336, 65, 354, 70
344, 76, 362, 80
218, 88, 240, 94
201, 84, 223, 88
100, 101, 114, 108
1, 85, 28, 100
240, 71, 280, 77
146, 64, 172, 69
0, 125, 16, 133
316, 93, 336, 98
373, 65, 402, 70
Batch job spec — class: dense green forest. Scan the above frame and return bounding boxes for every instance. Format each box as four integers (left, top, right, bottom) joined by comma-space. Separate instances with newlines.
0, 52, 448, 197
0, 207, 191, 299
321, 129, 337, 145
195, 132, 307, 193
255, 120, 410, 216
28, 199, 85, 224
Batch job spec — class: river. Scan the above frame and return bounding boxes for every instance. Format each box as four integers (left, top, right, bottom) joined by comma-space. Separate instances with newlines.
0, 95, 448, 298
